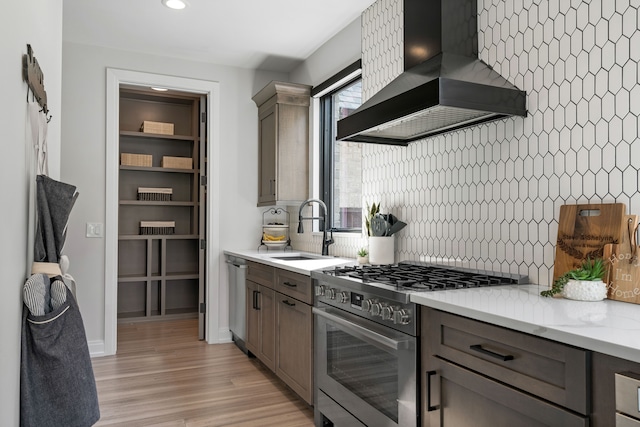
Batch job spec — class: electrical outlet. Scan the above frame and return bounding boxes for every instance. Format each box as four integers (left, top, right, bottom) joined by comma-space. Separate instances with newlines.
86, 222, 104, 238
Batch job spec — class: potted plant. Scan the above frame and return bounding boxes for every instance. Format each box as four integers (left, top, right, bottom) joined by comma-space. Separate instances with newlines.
540, 257, 607, 301
356, 248, 369, 265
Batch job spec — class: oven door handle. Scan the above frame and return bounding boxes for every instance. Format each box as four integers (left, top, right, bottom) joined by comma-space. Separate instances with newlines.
312, 307, 411, 351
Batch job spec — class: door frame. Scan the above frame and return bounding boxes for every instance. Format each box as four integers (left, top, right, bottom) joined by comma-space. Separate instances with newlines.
105, 68, 221, 355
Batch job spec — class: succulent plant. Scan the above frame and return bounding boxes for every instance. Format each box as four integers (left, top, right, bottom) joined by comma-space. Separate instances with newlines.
541, 257, 606, 297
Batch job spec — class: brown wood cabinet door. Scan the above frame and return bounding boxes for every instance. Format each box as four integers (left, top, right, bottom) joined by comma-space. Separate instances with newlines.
245, 280, 260, 356
257, 104, 277, 206
258, 286, 276, 371
276, 294, 313, 404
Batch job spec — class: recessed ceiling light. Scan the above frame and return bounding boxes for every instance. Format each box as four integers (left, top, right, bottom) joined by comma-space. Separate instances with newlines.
162, 0, 188, 10
151, 87, 169, 92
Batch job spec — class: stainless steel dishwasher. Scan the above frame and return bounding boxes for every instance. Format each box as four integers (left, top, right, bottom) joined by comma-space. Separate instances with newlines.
226, 256, 248, 353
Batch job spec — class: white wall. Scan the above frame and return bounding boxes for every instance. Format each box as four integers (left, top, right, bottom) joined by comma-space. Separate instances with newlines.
61, 42, 286, 347
1, 0, 63, 423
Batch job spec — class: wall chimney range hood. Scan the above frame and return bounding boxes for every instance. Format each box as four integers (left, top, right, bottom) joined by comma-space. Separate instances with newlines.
337, 0, 527, 146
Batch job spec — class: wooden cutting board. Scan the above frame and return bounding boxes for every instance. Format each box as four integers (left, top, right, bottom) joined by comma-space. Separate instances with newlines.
603, 214, 640, 304
553, 203, 627, 282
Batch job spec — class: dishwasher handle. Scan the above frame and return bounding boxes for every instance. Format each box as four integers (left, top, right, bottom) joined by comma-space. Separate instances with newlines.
226, 259, 248, 269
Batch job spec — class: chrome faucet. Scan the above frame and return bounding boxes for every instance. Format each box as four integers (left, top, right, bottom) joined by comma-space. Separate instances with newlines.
297, 198, 334, 256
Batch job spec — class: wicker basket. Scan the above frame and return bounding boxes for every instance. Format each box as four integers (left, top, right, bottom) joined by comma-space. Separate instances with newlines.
137, 187, 173, 201
140, 121, 174, 135
161, 156, 192, 169
121, 153, 152, 167
139, 221, 176, 235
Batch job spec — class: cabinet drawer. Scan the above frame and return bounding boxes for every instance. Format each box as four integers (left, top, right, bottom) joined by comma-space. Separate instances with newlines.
246, 262, 274, 288
427, 309, 589, 415
616, 372, 640, 420
275, 269, 312, 304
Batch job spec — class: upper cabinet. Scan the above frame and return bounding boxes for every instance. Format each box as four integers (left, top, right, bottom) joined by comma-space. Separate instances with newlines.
252, 81, 311, 207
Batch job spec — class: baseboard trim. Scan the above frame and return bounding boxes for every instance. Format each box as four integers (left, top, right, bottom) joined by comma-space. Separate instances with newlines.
216, 328, 233, 344
88, 340, 106, 358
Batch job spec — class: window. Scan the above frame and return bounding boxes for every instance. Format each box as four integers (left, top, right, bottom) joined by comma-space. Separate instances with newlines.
316, 63, 363, 232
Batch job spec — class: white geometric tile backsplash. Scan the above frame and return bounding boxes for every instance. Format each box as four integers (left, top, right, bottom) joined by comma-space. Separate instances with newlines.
293, 0, 640, 287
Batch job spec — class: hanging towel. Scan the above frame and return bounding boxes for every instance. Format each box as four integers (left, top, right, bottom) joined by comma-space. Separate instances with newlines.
34, 175, 78, 264
20, 279, 100, 427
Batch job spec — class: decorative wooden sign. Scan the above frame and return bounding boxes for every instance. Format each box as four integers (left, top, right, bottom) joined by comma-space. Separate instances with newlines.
22, 44, 49, 119
553, 203, 626, 282
604, 215, 640, 304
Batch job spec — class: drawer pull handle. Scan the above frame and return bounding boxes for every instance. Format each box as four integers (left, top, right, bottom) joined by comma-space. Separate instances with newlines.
283, 281, 297, 288
282, 299, 296, 307
470, 344, 514, 361
426, 370, 439, 412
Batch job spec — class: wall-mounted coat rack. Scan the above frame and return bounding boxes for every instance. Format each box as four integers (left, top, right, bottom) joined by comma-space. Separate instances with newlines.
23, 44, 51, 123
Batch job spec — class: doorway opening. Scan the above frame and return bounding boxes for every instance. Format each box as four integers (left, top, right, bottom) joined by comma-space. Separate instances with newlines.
105, 69, 221, 356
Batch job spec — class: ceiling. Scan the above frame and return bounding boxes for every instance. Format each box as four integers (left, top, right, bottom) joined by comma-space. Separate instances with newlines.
63, 0, 376, 72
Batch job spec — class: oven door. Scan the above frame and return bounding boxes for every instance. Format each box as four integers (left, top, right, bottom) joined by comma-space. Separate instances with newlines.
314, 304, 418, 427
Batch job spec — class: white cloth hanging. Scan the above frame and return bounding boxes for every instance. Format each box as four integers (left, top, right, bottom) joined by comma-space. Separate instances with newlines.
28, 102, 48, 176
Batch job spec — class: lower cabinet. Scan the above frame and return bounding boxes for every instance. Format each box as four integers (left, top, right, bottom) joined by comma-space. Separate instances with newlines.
422, 307, 589, 427
276, 294, 313, 404
245, 262, 313, 404
246, 280, 276, 371
592, 352, 640, 427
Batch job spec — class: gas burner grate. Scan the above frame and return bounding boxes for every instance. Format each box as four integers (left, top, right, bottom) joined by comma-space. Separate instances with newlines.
325, 262, 523, 291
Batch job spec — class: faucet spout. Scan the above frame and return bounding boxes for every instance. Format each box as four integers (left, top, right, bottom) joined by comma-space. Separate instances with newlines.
297, 198, 334, 256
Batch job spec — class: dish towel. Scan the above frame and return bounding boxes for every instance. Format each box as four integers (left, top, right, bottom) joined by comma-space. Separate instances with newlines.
20, 276, 100, 427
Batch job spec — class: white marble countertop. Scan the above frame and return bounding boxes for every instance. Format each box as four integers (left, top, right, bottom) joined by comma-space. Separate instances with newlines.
411, 285, 640, 363
224, 249, 354, 276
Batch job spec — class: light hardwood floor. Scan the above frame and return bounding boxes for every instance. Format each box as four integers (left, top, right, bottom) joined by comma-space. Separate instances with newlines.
91, 319, 314, 426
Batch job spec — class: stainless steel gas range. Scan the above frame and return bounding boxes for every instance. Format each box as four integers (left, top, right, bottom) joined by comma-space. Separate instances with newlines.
311, 261, 528, 427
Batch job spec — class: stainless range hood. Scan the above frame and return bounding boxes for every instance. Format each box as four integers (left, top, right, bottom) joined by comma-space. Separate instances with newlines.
337, 0, 527, 146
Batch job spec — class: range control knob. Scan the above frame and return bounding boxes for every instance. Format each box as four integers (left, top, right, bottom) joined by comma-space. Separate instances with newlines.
325, 288, 337, 300
393, 309, 411, 325
315, 285, 326, 297
370, 302, 384, 317
362, 299, 377, 313
381, 306, 394, 321
339, 291, 349, 303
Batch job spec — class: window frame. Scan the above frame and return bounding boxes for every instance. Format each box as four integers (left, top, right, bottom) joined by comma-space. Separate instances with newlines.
312, 60, 362, 233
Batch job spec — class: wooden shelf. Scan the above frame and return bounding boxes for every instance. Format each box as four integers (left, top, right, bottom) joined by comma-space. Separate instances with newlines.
120, 200, 197, 207
120, 165, 198, 174
118, 234, 199, 240
120, 130, 197, 142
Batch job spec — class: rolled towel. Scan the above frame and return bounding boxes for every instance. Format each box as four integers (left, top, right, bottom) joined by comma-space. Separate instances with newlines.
50, 279, 67, 311
23, 274, 51, 316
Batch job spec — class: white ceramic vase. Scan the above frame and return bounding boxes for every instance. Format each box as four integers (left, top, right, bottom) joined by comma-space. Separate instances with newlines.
562, 279, 607, 301
368, 236, 395, 265
356, 255, 369, 265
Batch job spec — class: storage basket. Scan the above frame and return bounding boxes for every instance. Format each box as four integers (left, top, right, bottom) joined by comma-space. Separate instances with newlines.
139, 221, 176, 235
161, 156, 192, 169
137, 187, 173, 201
121, 153, 152, 167
140, 121, 174, 135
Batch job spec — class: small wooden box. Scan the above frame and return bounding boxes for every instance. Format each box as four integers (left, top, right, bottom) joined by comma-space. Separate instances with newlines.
162, 156, 192, 169
121, 153, 152, 167
140, 121, 174, 135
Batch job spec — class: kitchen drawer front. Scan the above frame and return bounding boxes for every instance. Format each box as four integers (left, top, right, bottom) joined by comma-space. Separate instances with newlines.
426, 356, 589, 427
617, 414, 640, 427
275, 268, 312, 304
428, 309, 589, 415
616, 372, 640, 420
246, 261, 274, 288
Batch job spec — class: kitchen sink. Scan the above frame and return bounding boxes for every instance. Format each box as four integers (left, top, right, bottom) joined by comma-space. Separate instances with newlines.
270, 256, 318, 261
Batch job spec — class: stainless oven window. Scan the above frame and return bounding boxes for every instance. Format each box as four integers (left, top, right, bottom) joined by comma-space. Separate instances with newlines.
326, 324, 399, 422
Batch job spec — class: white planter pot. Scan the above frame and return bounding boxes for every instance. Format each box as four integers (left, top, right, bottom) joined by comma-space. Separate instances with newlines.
368, 236, 395, 265
562, 279, 607, 301
356, 255, 369, 265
